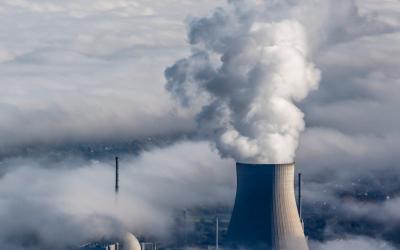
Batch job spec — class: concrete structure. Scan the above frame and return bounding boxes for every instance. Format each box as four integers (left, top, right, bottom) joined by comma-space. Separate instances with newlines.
78, 242, 119, 250
226, 163, 308, 250
123, 233, 142, 250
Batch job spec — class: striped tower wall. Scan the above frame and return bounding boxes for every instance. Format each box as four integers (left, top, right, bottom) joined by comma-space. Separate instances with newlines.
226, 163, 308, 250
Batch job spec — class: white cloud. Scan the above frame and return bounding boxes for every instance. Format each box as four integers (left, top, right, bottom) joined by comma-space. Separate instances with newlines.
0, 141, 235, 249
0, 0, 224, 151
311, 237, 396, 250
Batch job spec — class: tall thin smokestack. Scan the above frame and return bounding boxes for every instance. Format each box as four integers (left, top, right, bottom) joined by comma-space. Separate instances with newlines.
115, 156, 119, 193
216, 216, 219, 250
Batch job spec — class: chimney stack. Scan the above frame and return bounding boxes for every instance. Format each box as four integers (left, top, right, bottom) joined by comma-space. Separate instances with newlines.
115, 156, 119, 193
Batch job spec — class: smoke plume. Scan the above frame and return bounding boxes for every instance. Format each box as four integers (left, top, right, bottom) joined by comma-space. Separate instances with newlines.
165, 0, 320, 163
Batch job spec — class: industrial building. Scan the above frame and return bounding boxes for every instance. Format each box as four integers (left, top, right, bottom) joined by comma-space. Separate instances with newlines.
77, 233, 143, 250
77, 160, 308, 250
77, 242, 120, 250
226, 162, 308, 250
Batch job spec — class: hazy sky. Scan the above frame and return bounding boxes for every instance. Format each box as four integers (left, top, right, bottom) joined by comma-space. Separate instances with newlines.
0, 0, 399, 249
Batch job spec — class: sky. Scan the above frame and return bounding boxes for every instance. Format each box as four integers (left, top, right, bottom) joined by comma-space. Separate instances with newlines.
0, 0, 400, 249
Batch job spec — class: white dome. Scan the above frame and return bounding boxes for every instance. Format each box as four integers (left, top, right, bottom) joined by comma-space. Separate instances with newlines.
123, 233, 141, 250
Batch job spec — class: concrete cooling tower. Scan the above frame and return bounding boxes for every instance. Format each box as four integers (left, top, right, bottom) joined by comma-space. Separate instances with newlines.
226, 163, 308, 250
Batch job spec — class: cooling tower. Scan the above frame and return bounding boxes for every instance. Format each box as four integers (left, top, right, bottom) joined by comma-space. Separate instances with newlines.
226, 163, 308, 250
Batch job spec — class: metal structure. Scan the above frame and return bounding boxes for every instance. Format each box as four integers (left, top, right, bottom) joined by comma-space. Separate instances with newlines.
141, 242, 157, 250
216, 216, 219, 250
78, 242, 120, 250
115, 156, 119, 193
226, 162, 308, 250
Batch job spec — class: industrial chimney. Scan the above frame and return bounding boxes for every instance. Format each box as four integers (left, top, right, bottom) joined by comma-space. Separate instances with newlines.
115, 156, 119, 194
226, 163, 308, 250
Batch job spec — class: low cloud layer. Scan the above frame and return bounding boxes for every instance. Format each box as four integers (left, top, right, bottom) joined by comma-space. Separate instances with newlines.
0, 142, 234, 250
0, 0, 224, 152
311, 237, 396, 250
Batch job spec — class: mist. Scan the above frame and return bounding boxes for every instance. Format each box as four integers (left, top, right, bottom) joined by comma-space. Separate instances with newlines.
0, 142, 234, 250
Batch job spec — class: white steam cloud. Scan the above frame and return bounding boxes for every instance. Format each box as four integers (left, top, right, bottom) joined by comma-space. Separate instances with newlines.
165, 0, 320, 163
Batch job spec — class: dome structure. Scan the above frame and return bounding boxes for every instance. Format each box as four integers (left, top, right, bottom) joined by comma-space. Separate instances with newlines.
123, 233, 141, 250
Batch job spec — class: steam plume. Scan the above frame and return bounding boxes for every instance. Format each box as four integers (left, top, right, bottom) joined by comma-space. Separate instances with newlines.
165, 0, 320, 163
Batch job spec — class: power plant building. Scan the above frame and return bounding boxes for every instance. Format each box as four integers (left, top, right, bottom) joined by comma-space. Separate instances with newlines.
78, 242, 120, 250
226, 162, 308, 250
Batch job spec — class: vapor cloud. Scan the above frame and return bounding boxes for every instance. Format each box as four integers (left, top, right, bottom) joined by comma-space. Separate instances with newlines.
165, 0, 321, 163
292, 1, 400, 245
